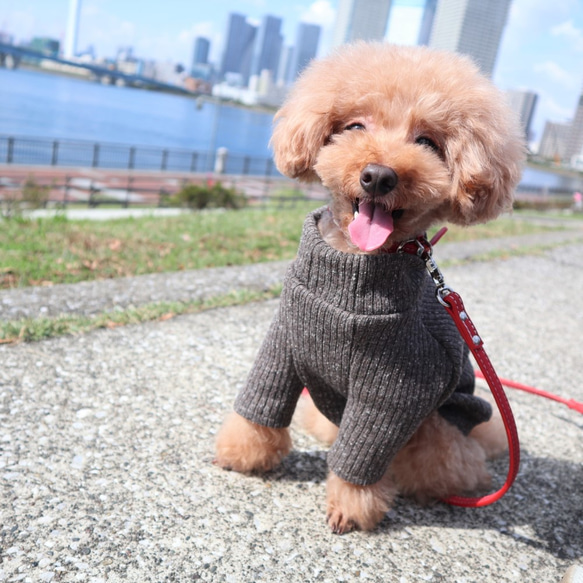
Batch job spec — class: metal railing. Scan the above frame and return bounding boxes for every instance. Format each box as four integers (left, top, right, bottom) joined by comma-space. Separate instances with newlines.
1, 135, 578, 212
0, 135, 277, 177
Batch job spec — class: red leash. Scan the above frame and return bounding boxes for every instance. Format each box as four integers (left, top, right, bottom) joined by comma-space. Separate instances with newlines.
474, 370, 583, 415
403, 229, 583, 506
401, 231, 520, 507
439, 289, 520, 506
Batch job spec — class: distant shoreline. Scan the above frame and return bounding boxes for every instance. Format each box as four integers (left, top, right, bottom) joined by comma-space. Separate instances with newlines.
11, 63, 278, 114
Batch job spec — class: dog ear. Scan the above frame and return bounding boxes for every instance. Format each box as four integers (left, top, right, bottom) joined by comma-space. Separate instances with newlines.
270, 86, 334, 182
446, 107, 525, 225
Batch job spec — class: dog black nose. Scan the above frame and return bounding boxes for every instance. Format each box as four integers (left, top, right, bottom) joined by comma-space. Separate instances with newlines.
360, 164, 398, 196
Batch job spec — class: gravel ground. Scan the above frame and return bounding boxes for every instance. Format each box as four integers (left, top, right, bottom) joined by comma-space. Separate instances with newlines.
1, 228, 582, 582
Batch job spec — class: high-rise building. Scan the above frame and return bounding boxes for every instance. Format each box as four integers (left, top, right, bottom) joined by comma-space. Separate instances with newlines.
506, 90, 538, 142
418, 0, 437, 45
192, 37, 212, 81
220, 13, 256, 84
565, 94, 583, 162
429, 0, 512, 77
538, 121, 570, 161
64, 0, 82, 60
193, 37, 210, 66
277, 45, 294, 86
250, 15, 283, 80
287, 22, 321, 84
332, 0, 392, 47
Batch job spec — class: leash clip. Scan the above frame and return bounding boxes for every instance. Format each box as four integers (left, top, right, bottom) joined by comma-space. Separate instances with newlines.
399, 236, 453, 306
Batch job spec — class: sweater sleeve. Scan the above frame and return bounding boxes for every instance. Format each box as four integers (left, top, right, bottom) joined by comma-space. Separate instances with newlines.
234, 300, 304, 428
326, 313, 458, 486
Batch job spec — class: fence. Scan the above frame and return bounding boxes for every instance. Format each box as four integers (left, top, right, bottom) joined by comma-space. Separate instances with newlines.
0, 135, 277, 177
1, 134, 579, 211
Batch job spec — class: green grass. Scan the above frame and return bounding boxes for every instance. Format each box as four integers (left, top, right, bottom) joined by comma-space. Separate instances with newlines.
0, 202, 318, 289
0, 204, 569, 290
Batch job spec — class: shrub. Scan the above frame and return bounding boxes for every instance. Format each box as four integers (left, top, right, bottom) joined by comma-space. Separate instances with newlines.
172, 182, 246, 210
1, 175, 50, 218
513, 197, 572, 211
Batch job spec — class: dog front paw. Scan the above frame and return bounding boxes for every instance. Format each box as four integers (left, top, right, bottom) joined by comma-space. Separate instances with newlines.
326, 471, 395, 534
215, 412, 291, 473
327, 509, 358, 535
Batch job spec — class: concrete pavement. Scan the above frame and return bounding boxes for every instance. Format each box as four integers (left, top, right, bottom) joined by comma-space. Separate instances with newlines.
1, 233, 582, 582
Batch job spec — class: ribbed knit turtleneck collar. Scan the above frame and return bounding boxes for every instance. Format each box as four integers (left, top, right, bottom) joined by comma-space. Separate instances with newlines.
289, 208, 428, 316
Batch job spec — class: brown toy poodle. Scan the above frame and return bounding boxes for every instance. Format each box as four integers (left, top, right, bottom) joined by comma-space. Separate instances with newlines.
215, 42, 524, 534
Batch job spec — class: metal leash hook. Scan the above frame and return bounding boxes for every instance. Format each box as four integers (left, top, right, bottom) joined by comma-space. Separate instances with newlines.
398, 234, 454, 307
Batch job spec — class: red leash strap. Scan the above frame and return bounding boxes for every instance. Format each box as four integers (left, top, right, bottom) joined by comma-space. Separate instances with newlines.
401, 233, 520, 507
438, 290, 520, 507
474, 370, 583, 414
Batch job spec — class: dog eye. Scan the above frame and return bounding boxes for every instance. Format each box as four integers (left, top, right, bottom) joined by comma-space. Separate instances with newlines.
415, 136, 440, 153
344, 122, 366, 131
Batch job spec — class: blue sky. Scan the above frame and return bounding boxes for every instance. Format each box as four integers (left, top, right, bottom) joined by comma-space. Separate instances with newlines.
2, 0, 583, 146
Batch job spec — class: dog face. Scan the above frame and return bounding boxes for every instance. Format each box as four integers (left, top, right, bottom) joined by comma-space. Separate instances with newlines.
271, 43, 525, 250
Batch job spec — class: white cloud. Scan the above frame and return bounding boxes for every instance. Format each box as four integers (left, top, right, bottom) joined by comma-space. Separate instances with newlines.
508, 0, 579, 32
551, 19, 583, 51
542, 96, 575, 122
533, 60, 578, 90
300, 0, 335, 27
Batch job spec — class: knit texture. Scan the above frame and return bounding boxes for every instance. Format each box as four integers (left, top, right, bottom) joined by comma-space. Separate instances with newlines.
235, 208, 492, 485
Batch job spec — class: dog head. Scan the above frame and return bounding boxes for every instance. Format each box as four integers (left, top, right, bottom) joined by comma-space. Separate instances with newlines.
271, 43, 525, 251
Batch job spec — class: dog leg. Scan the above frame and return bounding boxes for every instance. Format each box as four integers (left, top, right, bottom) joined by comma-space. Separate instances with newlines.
469, 403, 508, 460
215, 411, 291, 473
391, 413, 491, 503
295, 392, 339, 446
326, 470, 396, 534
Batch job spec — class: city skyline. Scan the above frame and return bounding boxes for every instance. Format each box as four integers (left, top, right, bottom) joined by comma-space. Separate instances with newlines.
2, 0, 583, 148
428, 0, 512, 78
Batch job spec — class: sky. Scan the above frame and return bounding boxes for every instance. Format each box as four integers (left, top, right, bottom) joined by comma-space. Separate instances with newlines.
2, 0, 583, 147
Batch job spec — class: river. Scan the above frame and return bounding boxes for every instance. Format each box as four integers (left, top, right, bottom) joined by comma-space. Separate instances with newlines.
0, 67, 274, 157
0, 67, 580, 190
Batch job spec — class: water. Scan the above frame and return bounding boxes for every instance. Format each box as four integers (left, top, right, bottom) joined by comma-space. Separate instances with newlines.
521, 166, 582, 191
0, 67, 274, 157
1, 67, 580, 190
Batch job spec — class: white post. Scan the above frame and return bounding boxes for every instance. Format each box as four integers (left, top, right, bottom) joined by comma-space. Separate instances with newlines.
214, 147, 228, 174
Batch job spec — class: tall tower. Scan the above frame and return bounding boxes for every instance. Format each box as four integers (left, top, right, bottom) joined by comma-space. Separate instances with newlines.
332, 0, 392, 47
506, 90, 538, 142
64, 0, 81, 60
418, 0, 437, 46
287, 22, 321, 84
429, 0, 512, 77
220, 13, 257, 84
538, 121, 570, 161
565, 94, 583, 163
250, 15, 283, 80
193, 37, 210, 66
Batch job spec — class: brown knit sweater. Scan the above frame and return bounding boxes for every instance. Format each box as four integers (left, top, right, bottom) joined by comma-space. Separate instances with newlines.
235, 208, 491, 485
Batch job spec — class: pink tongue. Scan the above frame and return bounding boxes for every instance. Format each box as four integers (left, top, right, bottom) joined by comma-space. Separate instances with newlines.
348, 201, 394, 251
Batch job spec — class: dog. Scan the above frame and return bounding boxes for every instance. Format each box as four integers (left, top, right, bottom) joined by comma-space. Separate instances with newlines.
215, 43, 524, 534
